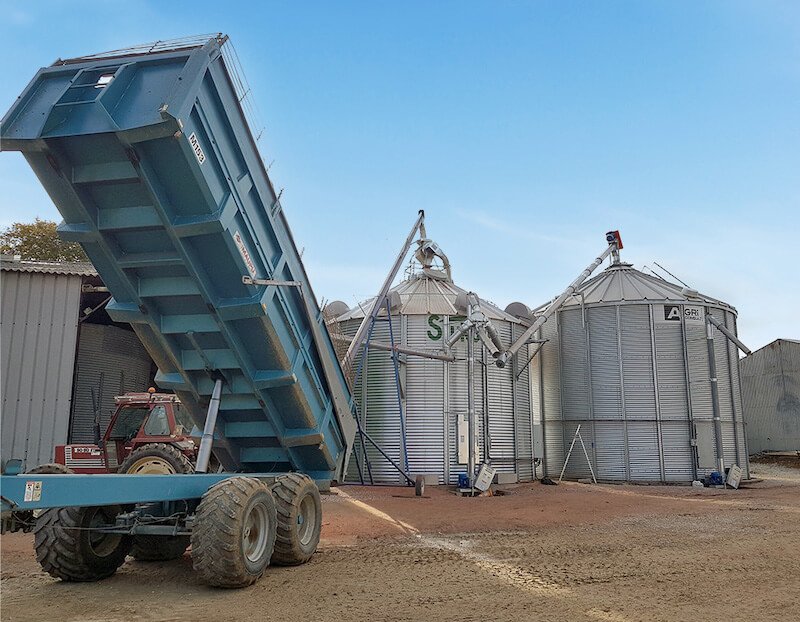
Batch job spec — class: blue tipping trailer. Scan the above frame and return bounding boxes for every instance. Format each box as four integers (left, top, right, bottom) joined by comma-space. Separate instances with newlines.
0, 35, 357, 587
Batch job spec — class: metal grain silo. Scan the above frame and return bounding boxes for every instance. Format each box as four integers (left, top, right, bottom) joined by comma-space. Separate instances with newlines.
530, 262, 749, 483
330, 263, 534, 485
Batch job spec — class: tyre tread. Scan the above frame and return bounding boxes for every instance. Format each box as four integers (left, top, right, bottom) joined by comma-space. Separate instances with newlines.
269, 473, 322, 566
191, 477, 276, 588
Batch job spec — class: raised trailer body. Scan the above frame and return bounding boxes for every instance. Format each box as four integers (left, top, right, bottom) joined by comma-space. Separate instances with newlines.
1, 35, 355, 483
0, 35, 356, 587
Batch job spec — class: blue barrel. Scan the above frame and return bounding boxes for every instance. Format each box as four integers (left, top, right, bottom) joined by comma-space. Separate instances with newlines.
1, 36, 356, 483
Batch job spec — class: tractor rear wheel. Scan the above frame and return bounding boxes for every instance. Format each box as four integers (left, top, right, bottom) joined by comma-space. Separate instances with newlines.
34, 505, 131, 581
191, 477, 277, 587
29, 463, 74, 475
269, 473, 322, 566
131, 534, 190, 561
12, 464, 75, 531
119, 443, 193, 475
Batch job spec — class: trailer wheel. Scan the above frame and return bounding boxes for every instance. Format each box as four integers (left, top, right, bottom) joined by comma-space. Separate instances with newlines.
270, 473, 322, 566
119, 443, 194, 474
191, 477, 277, 587
131, 534, 190, 561
33, 505, 130, 581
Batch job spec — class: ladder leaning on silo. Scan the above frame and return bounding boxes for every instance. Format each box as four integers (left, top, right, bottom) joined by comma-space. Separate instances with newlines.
557, 424, 598, 484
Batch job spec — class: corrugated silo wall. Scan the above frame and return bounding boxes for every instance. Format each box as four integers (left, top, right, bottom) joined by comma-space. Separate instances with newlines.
0, 269, 81, 470
341, 317, 405, 484
339, 314, 532, 484
406, 314, 445, 481
538, 304, 748, 483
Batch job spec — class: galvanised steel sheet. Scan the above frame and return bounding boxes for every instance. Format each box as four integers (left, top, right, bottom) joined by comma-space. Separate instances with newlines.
740, 339, 799, 457
537, 264, 749, 483
511, 323, 534, 481
405, 315, 447, 483
0, 267, 81, 470
69, 323, 153, 444
1, 37, 355, 482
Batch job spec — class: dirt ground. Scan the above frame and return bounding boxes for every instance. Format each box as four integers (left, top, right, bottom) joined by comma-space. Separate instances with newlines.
2, 460, 799, 622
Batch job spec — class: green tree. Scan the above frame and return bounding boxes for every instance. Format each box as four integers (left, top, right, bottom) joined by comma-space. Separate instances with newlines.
0, 218, 88, 262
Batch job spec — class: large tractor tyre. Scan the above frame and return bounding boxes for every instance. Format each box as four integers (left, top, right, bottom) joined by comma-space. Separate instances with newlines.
119, 443, 193, 475
269, 473, 322, 566
12, 464, 75, 531
33, 505, 131, 582
191, 477, 277, 588
131, 534, 191, 561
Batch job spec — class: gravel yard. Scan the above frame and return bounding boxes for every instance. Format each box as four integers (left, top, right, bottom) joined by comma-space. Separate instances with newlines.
2, 463, 798, 622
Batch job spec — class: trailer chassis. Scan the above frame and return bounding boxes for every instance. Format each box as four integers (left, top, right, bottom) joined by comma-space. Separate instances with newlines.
0, 470, 322, 587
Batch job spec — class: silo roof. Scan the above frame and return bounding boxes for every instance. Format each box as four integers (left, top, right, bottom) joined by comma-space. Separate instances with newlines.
538, 263, 736, 313
334, 271, 520, 323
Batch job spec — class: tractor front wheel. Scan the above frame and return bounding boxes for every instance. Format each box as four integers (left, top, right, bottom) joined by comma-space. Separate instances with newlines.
191, 477, 277, 587
34, 505, 131, 581
119, 443, 193, 474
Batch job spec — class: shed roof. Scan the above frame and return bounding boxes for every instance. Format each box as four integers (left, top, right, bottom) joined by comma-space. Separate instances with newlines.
0, 257, 96, 277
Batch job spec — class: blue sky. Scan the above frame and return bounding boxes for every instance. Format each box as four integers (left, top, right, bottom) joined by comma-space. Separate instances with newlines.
1, 1, 797, 350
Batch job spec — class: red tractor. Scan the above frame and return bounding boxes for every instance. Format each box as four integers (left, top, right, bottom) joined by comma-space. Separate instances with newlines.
53, 390, 199, 475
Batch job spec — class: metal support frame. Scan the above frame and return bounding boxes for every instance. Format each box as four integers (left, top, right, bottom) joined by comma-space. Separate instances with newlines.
515, 340, 547, 380
331, 333, 455, 362
444, 292, 508, 489
340, 211, 436, 487
466, 323, 477, 488
195, 378, 223, 473
241, 276, 303, 289
495, 232, 621, 368
346, 300, 417, 486
707, 313, 751, 355
385, 299, 410, 474
343, 211, 426, 372
0, 473, 261, 512
351, 320, 378, 485
706, 319, 726, 479
358, 430, 415, 486
558, 424, 597, 483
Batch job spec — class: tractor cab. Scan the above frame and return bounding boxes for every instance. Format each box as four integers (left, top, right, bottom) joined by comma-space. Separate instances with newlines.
54, 391, 198, 474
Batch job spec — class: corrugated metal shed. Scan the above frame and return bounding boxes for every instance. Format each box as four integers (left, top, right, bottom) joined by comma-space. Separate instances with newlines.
1, 261, 84, 469
69, 323, 154, 443
740, 339, 800, 453
1, 257, 96, 276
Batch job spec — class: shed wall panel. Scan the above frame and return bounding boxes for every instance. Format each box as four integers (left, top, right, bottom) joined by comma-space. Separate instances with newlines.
1, 270, 81, 469
740, 340, 800, 455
